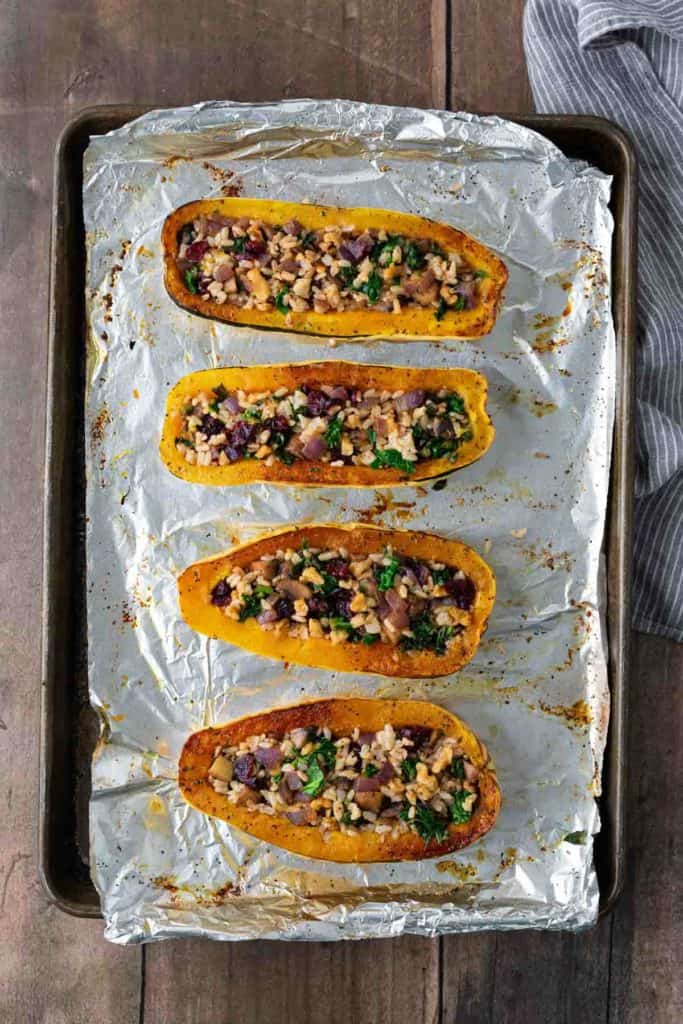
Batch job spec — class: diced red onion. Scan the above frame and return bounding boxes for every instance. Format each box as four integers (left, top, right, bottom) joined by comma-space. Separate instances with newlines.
256, 608, 279, 625
284, 219, 303, 236
213, 262, 234, 283
354, 774, 381, 793
284, 771, 302, 791
286, 807, 312, 826
395, 389, 425, 411
358, 731, 376, 746
302, 434, 327, 460
222, 394, 241, 414
255, 745, 283, 770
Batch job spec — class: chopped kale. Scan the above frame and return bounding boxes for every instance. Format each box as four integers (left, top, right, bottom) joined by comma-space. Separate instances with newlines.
450, 789, 473, 825
377, 554, 401, 591
405, 240, 425, 270
324, 416, 343, 450
435, 297, 447, 321
364, 763, 379, 777
238, 593, 264, 622
275, 288, 290, 314
184, 266, 200, 294
450, 756, 465, 780
401, 802, 449, 843
400, 614, 455, 655
401, 757, 418, 782
454, 295, 467, 312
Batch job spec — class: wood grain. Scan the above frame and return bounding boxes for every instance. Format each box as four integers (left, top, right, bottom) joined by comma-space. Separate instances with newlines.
449, 0, 533, 113
144, 936, 439, 1024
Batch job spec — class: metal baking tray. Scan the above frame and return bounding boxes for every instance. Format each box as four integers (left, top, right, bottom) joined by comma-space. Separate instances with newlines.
40, 106, 636, 918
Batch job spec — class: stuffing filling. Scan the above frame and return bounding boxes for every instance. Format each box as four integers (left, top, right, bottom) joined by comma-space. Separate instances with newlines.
208, 722, 480, 842
175, 383, 472, 473
176, 213, 489, 317
210, 542, 476, 653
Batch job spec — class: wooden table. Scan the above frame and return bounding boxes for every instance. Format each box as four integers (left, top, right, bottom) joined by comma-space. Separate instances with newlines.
1, 2, 681, 1020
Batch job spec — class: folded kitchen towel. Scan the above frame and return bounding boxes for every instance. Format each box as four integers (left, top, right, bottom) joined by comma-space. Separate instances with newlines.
524, 0, 683, 641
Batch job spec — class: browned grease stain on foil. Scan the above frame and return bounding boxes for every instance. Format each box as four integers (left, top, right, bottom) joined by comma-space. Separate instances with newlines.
538, 699, 593, 729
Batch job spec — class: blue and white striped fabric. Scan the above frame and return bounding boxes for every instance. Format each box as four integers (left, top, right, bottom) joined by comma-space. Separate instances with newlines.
524, 0, 683, 641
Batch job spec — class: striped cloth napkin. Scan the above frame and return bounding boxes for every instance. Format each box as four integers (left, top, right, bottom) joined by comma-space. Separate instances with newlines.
524, 0, 683, 641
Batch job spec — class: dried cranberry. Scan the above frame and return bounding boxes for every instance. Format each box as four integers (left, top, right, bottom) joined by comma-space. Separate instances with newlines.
329, 589, 352, 619
325, 558, 350, 580
201, 414, 226, 437
397, 725, 432, 749
274, 596, 294, 620
223, 419, 256, 460
263, 415, 291, 433
210, 579, 232, 607
445, 574, 476, 609
233, 754, 258, 787
245, 239, 266, 256
185, 239, 209, 262
307, 594, 329, 618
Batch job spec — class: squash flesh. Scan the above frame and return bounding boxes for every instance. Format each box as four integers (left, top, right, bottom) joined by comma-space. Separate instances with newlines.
162, 198, 507, 339
178, 524, 496, 678
178, 697, 501, 862
160, 361, 494, 487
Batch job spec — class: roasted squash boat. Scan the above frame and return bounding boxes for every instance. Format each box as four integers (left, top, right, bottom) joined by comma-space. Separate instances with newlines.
178, 524, 495, 677
179, 698, 501, 862
162, 198, 507, 339
161, 361, 494, 486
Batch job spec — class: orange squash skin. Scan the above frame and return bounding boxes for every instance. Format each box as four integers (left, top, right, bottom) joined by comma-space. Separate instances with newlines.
178, 697, 501, 862
160, 361, 495, 487
178, 524, 496, 678
162, 198, 508, 339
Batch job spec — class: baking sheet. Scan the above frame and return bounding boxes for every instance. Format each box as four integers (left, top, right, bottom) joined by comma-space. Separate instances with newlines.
83, 99, 615, 942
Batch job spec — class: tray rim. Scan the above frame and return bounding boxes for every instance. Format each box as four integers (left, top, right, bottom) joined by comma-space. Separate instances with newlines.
40, 104, 636, 921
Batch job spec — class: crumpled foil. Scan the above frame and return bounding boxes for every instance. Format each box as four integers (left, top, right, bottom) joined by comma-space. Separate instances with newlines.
83, 99, 615, 943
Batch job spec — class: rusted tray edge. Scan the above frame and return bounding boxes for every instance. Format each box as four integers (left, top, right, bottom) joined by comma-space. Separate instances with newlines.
40, 105, 636, 920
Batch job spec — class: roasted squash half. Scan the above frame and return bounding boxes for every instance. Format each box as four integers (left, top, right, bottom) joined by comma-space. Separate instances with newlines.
162, 198, 507, 339
178, 697, 501, 862
178, 524, 495, 678
160, 361, 494, 487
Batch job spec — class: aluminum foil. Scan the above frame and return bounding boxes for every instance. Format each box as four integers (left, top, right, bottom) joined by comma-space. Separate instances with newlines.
83, 99, 615, 943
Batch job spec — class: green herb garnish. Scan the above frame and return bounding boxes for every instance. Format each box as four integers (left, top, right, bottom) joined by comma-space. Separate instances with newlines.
430, 567, 451, 585
401, 757, 418, 782
361, 633, 379, 645
401, 802, 448, 843
364, 763, 379, 777
564, 831, 588, 845
184, 266, 200, 294
253, 585, 273, 598
324, 416, 343, 450
275, 288, 290, 314
405, 241, 425, 270
435, 297, 447, 321
400, 614, 455, 656
238, 593, 264, 621
213, 384, 228, 403
450, 790, 473, 825
474, 269, 489, 279
454, 295, 467, 312
231, 236, 247, 253
446, 393, 465, 415
451, 756, 465, 780
377, 554, 401, 591
371, 448, 416, 475
175, 437, 192, 447
301, 762, 325, 797
299, 230, 317, 249
243, 407, 262, 421
362, 269, 383, 304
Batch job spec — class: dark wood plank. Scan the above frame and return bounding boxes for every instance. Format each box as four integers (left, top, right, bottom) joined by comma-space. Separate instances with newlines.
0, 104, 142, 1024
608, 633, 683, 1022
449, 0, 534, 113
144, 936, 439, 1024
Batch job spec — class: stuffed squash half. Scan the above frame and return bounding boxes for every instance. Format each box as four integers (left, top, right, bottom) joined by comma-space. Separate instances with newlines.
162, 198, 507, 339
161, 361, 494, 487
178, 524, 495, 677
179, 698, 500, 862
